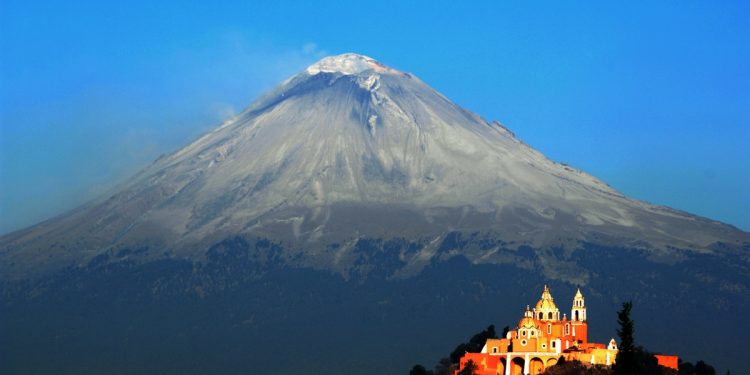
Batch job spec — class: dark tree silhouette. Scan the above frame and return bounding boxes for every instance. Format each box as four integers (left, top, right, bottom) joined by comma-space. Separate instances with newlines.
677, 359, 719, 375
456, 360, 478, 375
434, 357, 455, 375
449, 325, 497, 363
410, 364, 432, 375
542, 359, 611, 375
679, 360, 695, 374
613, 301, 635, 375
695, 360, 716, 375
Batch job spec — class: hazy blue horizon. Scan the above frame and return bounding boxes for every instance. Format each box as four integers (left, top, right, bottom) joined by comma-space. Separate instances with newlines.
1, 1, 748, 234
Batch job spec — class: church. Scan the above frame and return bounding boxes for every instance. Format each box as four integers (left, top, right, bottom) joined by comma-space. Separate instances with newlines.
455, 286, 678, 374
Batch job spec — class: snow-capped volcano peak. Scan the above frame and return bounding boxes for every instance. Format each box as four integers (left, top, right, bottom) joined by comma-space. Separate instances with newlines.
306, 53, 402, 76
3, 52, 748, 285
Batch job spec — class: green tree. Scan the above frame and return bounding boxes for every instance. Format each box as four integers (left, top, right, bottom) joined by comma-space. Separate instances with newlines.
613, 301, 635, 375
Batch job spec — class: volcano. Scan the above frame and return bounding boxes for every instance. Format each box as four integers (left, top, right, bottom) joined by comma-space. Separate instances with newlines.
1, 54, 748, 374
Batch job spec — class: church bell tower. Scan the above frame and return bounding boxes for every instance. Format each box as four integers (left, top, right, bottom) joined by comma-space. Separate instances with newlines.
571, 288, 587, 322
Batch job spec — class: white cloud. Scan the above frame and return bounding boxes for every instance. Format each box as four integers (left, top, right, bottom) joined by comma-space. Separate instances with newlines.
303, 42, 318, 54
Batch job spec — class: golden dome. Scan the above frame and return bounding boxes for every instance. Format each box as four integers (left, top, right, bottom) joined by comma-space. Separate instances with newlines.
535, 298, 558, 311
534, 285, 558, 311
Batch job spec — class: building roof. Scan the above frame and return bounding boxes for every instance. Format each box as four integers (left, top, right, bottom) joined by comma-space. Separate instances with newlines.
518, 316, 538, 329
574, 287, 583, 299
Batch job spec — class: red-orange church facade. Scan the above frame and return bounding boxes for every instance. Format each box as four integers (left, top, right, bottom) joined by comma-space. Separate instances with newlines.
455, 286, 678, 375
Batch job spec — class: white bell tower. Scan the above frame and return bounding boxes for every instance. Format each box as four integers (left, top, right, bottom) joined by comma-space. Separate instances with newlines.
571, 287, 587, 322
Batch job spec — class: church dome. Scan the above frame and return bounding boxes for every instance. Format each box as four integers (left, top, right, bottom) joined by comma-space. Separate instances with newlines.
534, 285, 561, 321
535, 297, 558, 311
535, 285, 558, 311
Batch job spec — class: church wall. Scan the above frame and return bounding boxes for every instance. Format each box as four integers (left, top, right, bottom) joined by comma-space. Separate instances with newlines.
654, 355, 679, 370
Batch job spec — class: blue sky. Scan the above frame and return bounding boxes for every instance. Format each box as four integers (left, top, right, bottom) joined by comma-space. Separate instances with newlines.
1, 1, 748, 234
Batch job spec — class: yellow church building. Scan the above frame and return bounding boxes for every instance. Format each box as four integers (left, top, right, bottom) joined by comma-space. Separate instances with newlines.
455, 286, 627, 375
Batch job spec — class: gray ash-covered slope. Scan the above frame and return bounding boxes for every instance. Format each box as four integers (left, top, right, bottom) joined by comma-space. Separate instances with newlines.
1, 53, 747, 281
1, 54, 749, 374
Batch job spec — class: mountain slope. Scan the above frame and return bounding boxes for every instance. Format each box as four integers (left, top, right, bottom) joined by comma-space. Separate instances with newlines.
1, 53, 747, 281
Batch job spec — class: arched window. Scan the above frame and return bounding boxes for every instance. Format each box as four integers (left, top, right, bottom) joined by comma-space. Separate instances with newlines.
548, 312, 553, 319
538, 312, 543, 320
547, 324, 552, 334
493, 347, 498, 353
552, 341, 556, 348
575, 311, 579, 321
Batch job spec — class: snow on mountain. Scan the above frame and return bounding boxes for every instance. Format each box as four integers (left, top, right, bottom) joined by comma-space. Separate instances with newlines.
1, 53, 748, 280
305, 53, 403, 75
